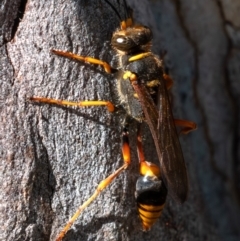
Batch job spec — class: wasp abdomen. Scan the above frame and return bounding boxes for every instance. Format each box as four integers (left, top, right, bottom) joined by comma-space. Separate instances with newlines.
135, 175, 167, 231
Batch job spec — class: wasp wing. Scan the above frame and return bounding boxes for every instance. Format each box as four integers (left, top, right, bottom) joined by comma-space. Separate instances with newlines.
132, 80, 188, 203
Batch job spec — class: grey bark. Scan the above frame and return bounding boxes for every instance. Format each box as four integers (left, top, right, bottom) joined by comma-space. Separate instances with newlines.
0, 0, 240, 241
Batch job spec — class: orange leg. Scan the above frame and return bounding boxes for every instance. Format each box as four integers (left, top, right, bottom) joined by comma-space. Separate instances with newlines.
29, 96, 115, 112
51, 49, 113, 73
174, 119, 197, 134
55, 127, 131, 241
163, 73, 173, 90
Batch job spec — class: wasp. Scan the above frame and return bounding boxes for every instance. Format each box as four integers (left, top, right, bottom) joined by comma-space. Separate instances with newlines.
30, 0, 196, 240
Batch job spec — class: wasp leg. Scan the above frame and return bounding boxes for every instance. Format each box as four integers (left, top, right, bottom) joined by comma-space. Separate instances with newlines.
174, 119, 197, 134
29, 97, 115, 112
55, 127, 131, 241
51, 49, 113, 73
163, 73, 173, 90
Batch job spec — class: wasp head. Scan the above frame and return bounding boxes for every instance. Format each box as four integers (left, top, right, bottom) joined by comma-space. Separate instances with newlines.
111, 25, 152, 54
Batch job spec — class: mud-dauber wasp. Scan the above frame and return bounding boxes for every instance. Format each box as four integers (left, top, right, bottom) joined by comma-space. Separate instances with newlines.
30, 0, 196, 240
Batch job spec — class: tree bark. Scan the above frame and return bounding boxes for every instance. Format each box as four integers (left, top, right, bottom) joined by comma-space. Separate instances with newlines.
1, 0, 240, 241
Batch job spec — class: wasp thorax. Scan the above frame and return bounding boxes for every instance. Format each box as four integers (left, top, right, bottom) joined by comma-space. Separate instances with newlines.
111, 25, 152, 53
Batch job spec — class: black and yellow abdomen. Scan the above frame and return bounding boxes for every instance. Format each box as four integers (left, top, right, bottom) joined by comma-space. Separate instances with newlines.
135, 174, 167, 231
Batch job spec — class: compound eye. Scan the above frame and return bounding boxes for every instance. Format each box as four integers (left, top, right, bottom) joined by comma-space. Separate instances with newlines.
111, 35, 135, 51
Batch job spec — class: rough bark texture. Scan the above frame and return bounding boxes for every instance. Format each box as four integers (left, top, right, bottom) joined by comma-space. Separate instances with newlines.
0, 0, 240, 241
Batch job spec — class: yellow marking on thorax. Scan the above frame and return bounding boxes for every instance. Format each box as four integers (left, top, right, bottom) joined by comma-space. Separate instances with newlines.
128, 52, 151, 62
